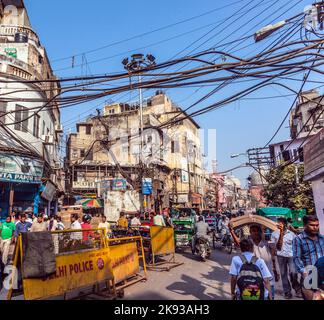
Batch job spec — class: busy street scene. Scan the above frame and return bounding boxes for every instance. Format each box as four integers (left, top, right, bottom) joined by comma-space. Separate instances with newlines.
0, 0, 324, 304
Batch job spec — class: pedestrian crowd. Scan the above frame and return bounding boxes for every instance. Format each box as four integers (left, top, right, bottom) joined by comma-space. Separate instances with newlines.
228, 215, 324, 300
0, 212, 66, 270
116, 208, 172, 229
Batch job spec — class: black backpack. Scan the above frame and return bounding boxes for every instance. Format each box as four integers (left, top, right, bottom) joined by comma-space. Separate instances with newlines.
237, 255, 265, 301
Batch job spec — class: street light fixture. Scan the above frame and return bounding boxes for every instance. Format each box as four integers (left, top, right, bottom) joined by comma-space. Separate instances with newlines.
230, 153, 247, 159
122, 53, 156, 213
122, 53, 156, 155
255, 21, 286, 42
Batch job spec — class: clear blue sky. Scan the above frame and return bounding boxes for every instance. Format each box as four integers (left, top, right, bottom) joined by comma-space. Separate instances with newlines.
25, 0, 321, 186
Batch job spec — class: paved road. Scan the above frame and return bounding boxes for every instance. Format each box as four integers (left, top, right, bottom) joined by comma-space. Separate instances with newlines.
124, 247, 233, 300
123, 246, 302, 301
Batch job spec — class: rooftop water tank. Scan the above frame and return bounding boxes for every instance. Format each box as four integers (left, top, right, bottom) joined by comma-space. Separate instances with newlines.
14, 32, 28, 43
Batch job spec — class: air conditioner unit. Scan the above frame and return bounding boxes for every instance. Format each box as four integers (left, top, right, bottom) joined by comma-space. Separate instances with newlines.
42, 135, 54, 145
55, 124, 63, 133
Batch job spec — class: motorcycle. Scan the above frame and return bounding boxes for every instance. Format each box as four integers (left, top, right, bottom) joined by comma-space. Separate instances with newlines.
194, 236, 211, 261
213, 228, 233, 254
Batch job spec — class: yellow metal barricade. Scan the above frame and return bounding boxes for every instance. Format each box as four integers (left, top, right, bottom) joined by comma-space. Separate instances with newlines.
107, 236, 147, 290
7, 229, 117, 301
148, 227, 183, 272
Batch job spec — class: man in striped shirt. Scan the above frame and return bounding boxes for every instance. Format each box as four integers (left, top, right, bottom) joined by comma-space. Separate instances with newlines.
293, 215, 324, 300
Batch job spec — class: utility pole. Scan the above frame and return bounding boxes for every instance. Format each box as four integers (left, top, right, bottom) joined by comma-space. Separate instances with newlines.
122, 54, 156, 213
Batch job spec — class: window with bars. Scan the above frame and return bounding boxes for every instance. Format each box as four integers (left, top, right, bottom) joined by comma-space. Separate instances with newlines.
14, 105, 29, 132
86, 125, 92, 135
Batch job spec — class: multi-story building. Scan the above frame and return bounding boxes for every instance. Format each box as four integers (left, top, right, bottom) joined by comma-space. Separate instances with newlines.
0, 1, 62, 220
65, 91, 205, 221
269, 138, 305, 167
304, 128, 324, 234
290, 89, 324, 139
269, 89, 324, 167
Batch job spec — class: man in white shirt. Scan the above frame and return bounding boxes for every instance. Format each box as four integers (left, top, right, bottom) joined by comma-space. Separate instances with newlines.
131, 213, 142, 227
70, 214, 82, 241
153, 212, 166, 227
271, 217, 300, 299
98, 215, 111, 236
229, 238, 273, 300
229, 223, 278, 299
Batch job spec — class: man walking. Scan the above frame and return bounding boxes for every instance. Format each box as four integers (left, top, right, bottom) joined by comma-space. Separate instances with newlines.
271, 217, 300, 299
293, 215, 324, 300
0, 216, 16, 265
229, 223, 278, 299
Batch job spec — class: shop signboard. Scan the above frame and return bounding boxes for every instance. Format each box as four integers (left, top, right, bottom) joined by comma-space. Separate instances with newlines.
0, 154, 43, 184
72, 181, 97, 190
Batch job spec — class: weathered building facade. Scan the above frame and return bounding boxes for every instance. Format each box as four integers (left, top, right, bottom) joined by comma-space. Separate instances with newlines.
65, 92, 205, 220
0, 1, 63, 219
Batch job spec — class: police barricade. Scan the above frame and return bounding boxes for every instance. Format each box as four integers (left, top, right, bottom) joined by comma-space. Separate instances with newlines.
147, 226, 183, 272
106, 236, 147, 291
7, 229, 117, 301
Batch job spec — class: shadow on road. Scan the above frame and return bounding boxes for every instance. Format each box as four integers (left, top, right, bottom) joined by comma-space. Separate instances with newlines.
166, 274, 220, 300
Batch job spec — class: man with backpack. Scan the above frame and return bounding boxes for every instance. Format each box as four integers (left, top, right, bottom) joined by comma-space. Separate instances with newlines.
229, 223, 278, 299
229, 238, 273, 300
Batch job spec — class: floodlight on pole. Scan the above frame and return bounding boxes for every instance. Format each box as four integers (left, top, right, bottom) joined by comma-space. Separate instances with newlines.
255, 20, 287, 42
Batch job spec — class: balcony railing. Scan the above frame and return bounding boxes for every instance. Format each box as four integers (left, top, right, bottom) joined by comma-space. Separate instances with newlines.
0, 25, 39, 44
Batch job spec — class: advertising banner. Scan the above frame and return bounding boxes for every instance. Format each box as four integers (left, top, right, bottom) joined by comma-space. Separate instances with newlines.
142, 178, 153, 195
112, 179, 127, 191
